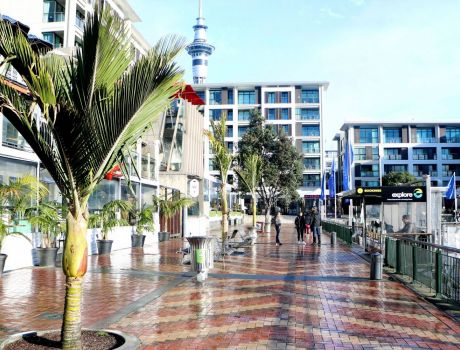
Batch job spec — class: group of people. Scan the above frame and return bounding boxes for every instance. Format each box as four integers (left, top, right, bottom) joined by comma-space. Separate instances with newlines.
273, 208, 321, 246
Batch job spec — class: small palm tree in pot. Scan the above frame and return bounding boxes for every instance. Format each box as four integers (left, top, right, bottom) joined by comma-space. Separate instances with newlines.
89, 200, 132, 255
131, 205, 154, 247
152, 194, 194, 241
26, 202, 62, 267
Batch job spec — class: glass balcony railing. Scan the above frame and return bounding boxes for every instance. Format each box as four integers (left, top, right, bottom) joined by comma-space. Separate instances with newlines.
360, 171, 379, 177
416, 137, 437, 143
384, 137, 402, 143
75, 16, 85, 30
43, 12, 65, 23
303, 148, 320, 154
385, 154, 402, 160
302, 132, 320, 137
414, 171, 437, 177
446, 137, 460, 143
303, 181, 321, 187
2, 137, 33, 152
303, 165, 320, 170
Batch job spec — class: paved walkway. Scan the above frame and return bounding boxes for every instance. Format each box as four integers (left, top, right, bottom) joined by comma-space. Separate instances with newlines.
2, 224, 460, 349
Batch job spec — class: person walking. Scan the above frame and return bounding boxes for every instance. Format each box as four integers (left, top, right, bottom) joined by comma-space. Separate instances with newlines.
274, 212, 282, 246
310, 208, 321, 246
304, 210, 312, 243
294, 211, 306, 245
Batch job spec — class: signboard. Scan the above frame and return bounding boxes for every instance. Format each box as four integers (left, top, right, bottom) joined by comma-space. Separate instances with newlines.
381, 186, 426, 202
189, 179, 200, 198
355, 186, 426, 202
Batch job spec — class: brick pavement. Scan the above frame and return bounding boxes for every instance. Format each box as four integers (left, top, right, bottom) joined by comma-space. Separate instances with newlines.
1, 224, 460, 349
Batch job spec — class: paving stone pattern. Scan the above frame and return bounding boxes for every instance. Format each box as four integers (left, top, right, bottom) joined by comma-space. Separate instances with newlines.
1, 224, 460, 349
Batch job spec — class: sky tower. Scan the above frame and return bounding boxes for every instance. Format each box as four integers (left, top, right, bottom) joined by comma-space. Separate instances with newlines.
186, 0, 215, 84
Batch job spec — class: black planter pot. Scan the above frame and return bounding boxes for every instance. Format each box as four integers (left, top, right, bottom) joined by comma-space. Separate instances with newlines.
35, 247, 58, 267
97, 240, 113, 255
131, 234, 146, 248
158, 231, 169, 242
0, 253, 7, 276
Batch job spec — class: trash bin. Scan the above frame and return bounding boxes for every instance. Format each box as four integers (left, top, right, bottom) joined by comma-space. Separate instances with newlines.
187, 236, 215, 282
330, 231, 337, 246
370, 252, 383, 280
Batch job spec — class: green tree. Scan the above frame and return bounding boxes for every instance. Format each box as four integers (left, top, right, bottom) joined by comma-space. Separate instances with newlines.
204, 115, 234, 254
382, 171, 416, 186
0, 6, 184, 348
238, 111, 303, 225
233, 154, 262, 228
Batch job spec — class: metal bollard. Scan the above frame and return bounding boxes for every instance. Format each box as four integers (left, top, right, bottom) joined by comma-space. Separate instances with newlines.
370, 252, 383, 280
330, 231, 337, 246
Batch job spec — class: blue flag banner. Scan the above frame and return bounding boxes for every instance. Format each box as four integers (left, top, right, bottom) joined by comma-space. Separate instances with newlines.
342, 141, 350, 192
445, 172, 456, 200
328, 159, 336, 198
320, 172, 325, 201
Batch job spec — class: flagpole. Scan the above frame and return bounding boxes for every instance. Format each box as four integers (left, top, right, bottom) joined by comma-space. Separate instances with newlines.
455, 172, 458, 221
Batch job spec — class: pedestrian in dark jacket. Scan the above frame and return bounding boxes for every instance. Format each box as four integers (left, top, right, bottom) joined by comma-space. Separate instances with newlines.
310, 208, 321, 246
294, 212, 306, 245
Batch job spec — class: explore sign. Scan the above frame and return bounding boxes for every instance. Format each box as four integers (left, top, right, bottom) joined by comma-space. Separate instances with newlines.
355, 186, 426, 202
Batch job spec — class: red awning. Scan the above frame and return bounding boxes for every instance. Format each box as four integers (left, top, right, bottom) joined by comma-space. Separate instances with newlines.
174, 84, 205, 106
105, 164, 123, 180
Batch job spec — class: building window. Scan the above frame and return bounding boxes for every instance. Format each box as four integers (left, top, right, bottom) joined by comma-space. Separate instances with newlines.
446, 127, 460, 143
383, 128, 402, 143
75, 10, 85, 30
226, 126, 233, 137
372, 147, 379, 160
384, 148, 402, 160
238, 126, 249, 137
209, 90, 222, 105
413, 148, 436, 160
238, 110, 251, 121
362, 180, 379, 187
296, 108, 319, 120
303, 158, 320, 170
303, 174, 320, 187
42, 31, 64, 48
2, 117, 32, 152
356, 164, 379, 177
228, 89, 234, 104
301, 89, 319, 103
88, 179, 121, 211
354, 147, 366, 160
43, 0, 65, 23
238, 90, 255, 104
302, 141, 320, 154
302, 125, 320, 137
266, 92, 275, 103
196, 91, 205, 101
280, 91, 290, 103
416, 127, 435, 143
280, 108, 289, 120
413, 164, 437, 177
226, 142, 234, 152
359, 127, 378, 143
384, 164, 408, 174
209, 109, 221, 121
266, 108, 276, 120
278, 125, 290, 135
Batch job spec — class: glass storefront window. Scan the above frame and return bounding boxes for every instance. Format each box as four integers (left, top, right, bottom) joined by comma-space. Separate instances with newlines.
141, 184, 156, 206
39, 167, 62, 203
121, 180, 139, 209
88, 179, 119, 211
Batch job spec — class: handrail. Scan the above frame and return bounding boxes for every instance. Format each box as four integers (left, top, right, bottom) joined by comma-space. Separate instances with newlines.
393, 236, 460, 255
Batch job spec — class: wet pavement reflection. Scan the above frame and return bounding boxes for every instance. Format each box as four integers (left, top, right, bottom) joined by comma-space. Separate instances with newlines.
1, 224, 460, 349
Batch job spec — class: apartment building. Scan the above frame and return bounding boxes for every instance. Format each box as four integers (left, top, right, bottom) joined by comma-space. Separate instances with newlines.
0, 0, 157, 211
338, 122, 460, 190
192, 81, 329, 208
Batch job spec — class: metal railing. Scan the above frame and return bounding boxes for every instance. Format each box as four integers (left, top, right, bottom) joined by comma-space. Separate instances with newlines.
385, 237, 460, 302
321, 221, 352, 245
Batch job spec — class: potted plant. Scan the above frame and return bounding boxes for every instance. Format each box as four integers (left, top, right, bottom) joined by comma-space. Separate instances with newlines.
131, 205, 154, 247
0, 175, 47, 272
89, 200, 132, 255
152, 194, 194, 242
26, 202, 62, 267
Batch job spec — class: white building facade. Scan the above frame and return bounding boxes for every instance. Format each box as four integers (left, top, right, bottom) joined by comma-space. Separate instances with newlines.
192, 81, 329, 209
339, 122, 460, 189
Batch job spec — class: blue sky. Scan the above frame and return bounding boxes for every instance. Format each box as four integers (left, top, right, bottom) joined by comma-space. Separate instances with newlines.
130, 0, 460, 148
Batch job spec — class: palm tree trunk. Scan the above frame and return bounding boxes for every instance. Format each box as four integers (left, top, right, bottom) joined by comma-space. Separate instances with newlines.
251, 194, 256, 227
61, 211, 88, 350
221, 184, 228, 254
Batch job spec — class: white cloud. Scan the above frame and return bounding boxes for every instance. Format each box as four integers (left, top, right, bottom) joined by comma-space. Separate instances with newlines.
320, 7, 345, 19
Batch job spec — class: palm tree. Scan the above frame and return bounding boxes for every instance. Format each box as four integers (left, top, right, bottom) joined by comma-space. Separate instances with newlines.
152, 194, 194, 233
0, 5, 184, 348
135, 205, 155, 235
88, 199, 132, 240
26, 202, 62, 248
234, 154, 262, 228
204, 116, 234, 254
